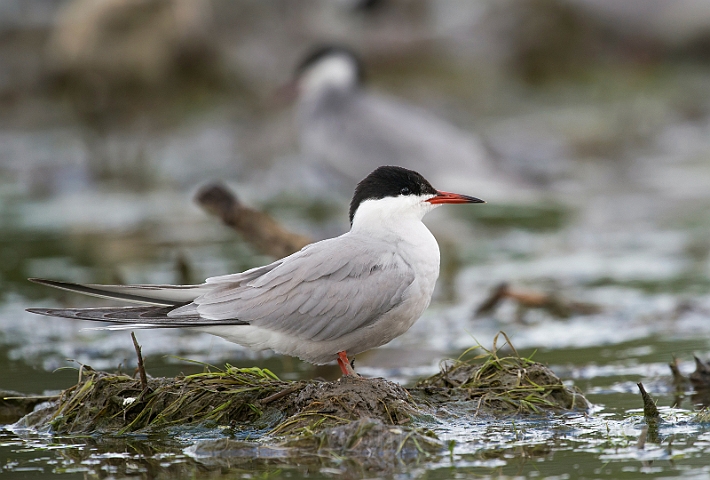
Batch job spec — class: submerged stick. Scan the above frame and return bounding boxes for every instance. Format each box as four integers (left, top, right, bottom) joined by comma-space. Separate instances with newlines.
131, 332, 148, 393
690, 356, 710, 389
636, 425, 648, 450
637, 382, 661, 423
195, 182, 311, 259
1, 391, 59, 424
474, 283, 509, 316
669, 356, 689, 392
637, 382, 661, 444
474, 282, 601, 319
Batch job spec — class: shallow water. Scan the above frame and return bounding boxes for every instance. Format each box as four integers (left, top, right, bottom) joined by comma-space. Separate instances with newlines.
3, 9, 710, 476
2, 338, 710, 478
4, 130, 710, 478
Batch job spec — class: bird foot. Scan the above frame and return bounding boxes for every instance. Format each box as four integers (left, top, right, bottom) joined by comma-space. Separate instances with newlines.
337, 351, 356, 376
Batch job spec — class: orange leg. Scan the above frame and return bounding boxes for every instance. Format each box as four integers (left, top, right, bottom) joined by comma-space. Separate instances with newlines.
337, 351, 356, 376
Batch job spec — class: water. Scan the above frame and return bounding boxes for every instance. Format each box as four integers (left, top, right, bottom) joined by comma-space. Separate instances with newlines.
2, 340, 710, 478
4, 4, 710, 476
4, 111, 710, 476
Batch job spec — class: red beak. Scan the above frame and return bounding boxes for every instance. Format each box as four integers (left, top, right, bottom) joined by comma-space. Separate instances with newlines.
426, 191, 485, 205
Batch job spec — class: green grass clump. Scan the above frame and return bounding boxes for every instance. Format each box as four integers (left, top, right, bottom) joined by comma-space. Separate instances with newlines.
31, 365, 293, 435
695, 408, 710, 423
413, 332, 588, 414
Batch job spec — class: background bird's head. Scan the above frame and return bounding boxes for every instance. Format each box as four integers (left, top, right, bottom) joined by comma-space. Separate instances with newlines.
294, 45, 363, 100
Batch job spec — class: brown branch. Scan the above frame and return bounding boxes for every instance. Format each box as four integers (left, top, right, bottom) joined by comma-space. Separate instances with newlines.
131, 332, 148, 393
195, 182, 312, 259
475, 282, 601, 319
474, 283, 510, 316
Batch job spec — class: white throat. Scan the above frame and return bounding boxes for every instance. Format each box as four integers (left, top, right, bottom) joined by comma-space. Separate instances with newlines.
351, 195, 438, 236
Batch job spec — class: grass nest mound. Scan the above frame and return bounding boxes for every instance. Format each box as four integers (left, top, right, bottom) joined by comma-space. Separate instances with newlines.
12, 333, 588, 467
20, 365, 302, 435
413, 333, 589, 414
17, 363, 438, 467
18, 365, 424, 437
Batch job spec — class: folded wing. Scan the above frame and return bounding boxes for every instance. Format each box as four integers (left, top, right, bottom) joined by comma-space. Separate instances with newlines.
28, 235, 415, 342
172, 235, 415, 341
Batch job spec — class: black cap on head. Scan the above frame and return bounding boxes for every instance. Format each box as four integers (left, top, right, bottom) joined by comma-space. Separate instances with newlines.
349, 166, 437, 223
295, 45, 365, 84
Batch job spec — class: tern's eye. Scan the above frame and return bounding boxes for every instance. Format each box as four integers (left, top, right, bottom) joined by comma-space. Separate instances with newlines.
400, 187, 410, 195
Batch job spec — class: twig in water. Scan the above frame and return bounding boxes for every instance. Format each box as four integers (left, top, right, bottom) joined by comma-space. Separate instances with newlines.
669, 356, 689, 392
637, 382, 661, 423
690, 355, 710, 389
637, 425, 648, 450
475, 282, 601, 320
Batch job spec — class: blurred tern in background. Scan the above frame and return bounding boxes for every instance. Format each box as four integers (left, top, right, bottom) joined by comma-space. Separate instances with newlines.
28, 166, 483, 376
290, 45, 523, 199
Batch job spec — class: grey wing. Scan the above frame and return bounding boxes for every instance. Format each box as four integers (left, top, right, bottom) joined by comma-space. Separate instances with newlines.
174, 236, 415, 342
302, 91, 490, 181
301, 92, 406, 179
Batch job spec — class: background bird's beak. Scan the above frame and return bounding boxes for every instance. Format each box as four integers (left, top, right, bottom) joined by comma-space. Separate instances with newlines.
427, 191, 485, 204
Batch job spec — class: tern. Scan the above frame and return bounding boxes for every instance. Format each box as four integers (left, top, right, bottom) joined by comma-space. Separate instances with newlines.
291, 45, 515, 197
27, 166, 483, 376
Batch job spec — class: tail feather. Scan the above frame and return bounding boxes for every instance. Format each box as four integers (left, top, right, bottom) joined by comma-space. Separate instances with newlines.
26, 306, 248, 326
28, 278, 208, 306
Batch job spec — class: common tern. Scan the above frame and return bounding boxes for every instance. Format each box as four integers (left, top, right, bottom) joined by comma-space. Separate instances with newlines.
27, 166, 483, 376
292, 45, 516, 197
